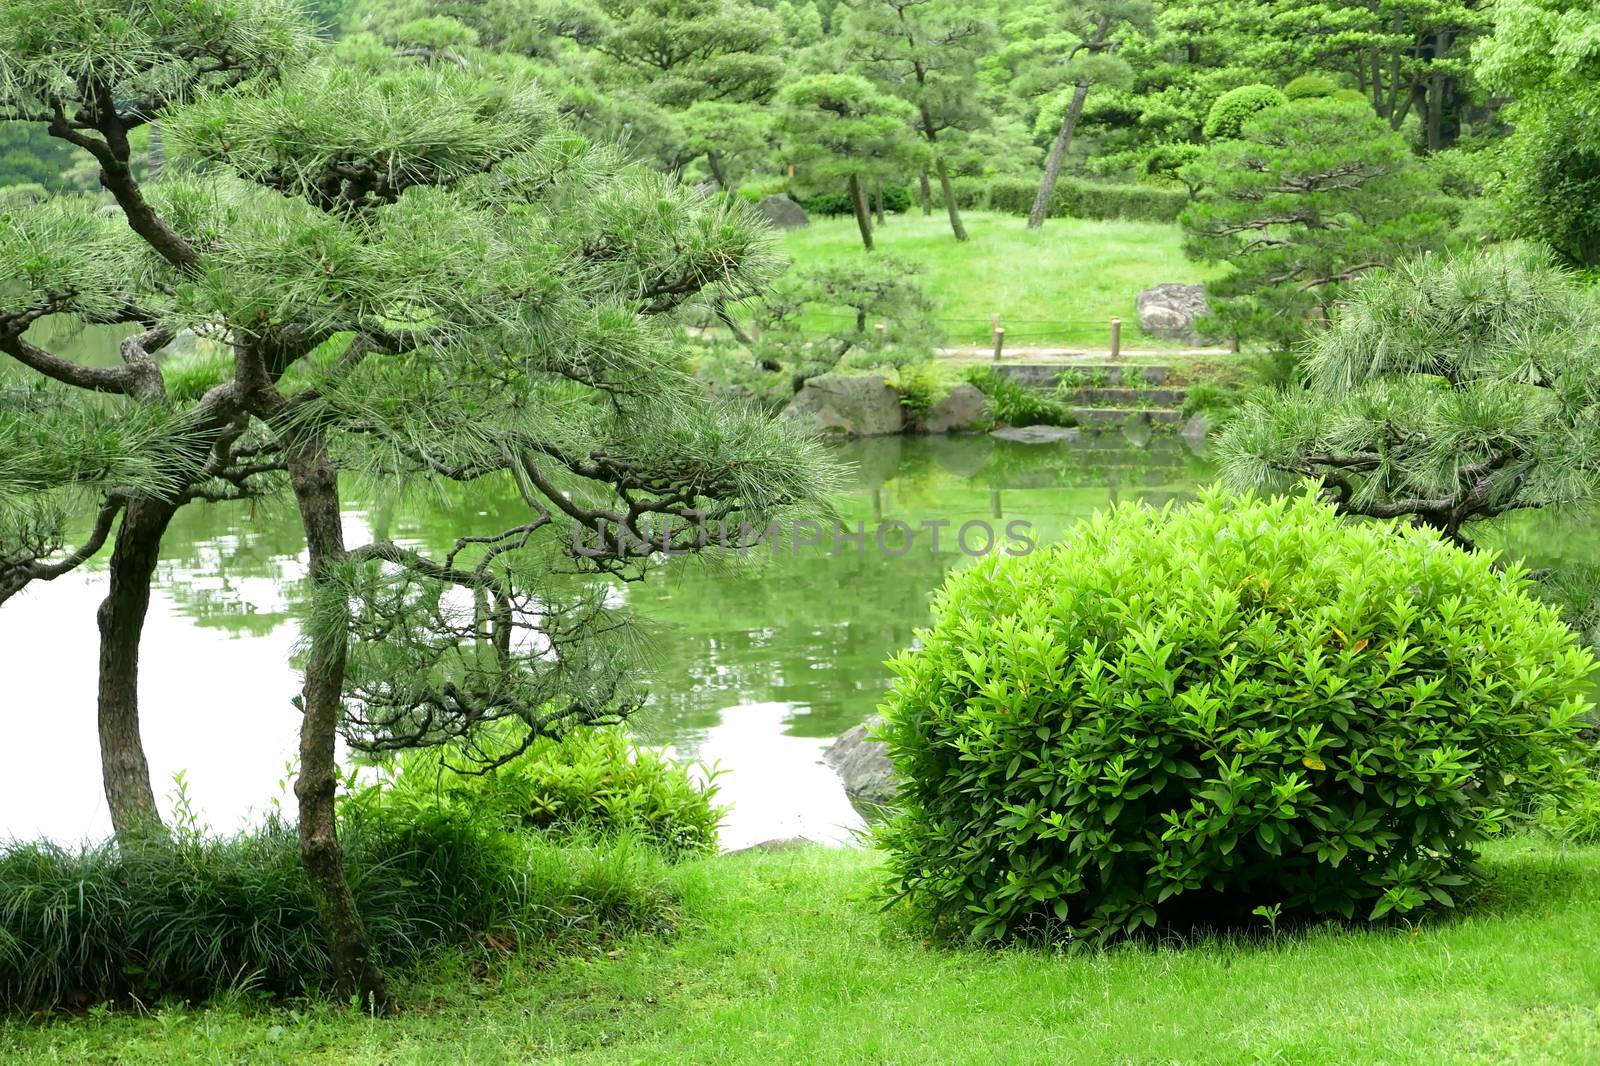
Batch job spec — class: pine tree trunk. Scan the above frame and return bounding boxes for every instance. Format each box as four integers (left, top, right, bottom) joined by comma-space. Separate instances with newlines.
918, 169, 932, 215
1426, 31, 1450, 151
287, 434, 389, 1012
706, 150, 732, 192
96, 497, 176, 838
1027, 81, 1090, 231
848, 175, 874, 252
934, 157, 968, 242
920, 107, 967, 242
873, 181, 886, 225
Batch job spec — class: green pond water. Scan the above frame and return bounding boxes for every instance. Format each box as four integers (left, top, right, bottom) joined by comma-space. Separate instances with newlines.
0, 422, 1217, 847
3, 320, 1592, 847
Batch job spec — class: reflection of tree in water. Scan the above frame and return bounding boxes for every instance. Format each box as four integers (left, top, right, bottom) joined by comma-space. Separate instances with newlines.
41, 435, 1229, 737
627, 544, 956, 743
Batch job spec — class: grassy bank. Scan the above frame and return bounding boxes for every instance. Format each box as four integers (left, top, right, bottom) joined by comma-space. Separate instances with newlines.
773, 211, 1221, 349
7, 840, 1600, 1064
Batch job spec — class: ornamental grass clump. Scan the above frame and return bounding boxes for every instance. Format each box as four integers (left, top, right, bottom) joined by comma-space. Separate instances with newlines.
876, 490, 1597, 943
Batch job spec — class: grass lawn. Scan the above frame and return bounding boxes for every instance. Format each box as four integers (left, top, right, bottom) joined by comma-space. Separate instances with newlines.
773, 211, 1223, 349
8, 840, 1600, 1064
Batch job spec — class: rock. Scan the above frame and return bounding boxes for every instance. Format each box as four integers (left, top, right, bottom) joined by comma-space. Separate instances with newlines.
990, 425, 1082, 445
783, 373, 905, 437
754, 194, 810, 230
1136, 283, 1212, 344
921, 382, 991, 434
1181, 412, 1211, 454
824, 717, 897, 812
727, 837, 818, 855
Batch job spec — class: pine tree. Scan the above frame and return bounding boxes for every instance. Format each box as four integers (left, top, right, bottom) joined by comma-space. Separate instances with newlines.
841, 0, 993, 242
1012, 0, 1153, 230
1180, 97, 1455, 349
1216, 244, 1600, 548
774, 73, 926, 251
0, 2, 833, 1006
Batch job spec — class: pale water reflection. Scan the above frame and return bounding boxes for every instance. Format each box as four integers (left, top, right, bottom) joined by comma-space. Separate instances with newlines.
0, 436, 1217, 846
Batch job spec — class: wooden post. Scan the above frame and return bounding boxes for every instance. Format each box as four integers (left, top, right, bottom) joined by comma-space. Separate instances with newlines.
991, 314, 1004, 361
1110, 317, 1122, 360
875, 322, 888, 341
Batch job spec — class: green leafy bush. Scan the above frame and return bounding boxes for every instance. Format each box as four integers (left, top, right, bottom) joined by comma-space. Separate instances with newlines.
0, 808, 677, 1011
360, 726, 725, 859
952, 175, 1187, 223
894, 362, 945, 420
1203, 85, 1288, 140
965, 366, 1077, 428
795, 185, 912, 217
1283, 74, 1340, 100
876, 490, 1597, 943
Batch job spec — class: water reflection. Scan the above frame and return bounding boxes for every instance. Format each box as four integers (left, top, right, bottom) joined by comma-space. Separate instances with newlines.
0, 434, 1212, 845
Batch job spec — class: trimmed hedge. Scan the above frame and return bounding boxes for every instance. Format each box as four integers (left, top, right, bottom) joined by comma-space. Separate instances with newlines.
951, 175, 1188, 223
876, 490, 1597, 944
796, 185, 913, 217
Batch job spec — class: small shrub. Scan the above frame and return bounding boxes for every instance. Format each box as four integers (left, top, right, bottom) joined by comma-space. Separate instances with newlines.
895, 363, 945, 420
735, 174, 790, 203
1179, 380, 1242, 420
876, 490, 1597, 943
1283, 74, 1340, 100
965, 366, 1077, 427
362, 726, 725, 860
1204, 85, 1288, 140
795, 185, 912, 217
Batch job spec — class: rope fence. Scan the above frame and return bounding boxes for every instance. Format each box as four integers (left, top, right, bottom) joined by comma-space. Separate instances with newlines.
690, 310, 1177, 358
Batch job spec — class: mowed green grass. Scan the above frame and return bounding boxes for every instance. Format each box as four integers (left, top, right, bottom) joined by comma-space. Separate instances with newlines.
9, 840, 1600, 1065
774, 210, 1224, 349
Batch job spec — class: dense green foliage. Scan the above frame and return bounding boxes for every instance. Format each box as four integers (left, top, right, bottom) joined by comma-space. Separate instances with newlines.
954, 174, 1186, 222
964, 365, 1076, 428
877, 491, 1596, 943
355, 727, 725, 859
1219, 245, 1600, 547
0, 811, 676, 1012
1475, 0, 1600, 269
1182, 98, 1455, 347
1201, 84, 1286, 140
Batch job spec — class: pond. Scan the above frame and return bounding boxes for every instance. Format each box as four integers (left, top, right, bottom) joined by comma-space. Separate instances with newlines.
0, 427, 1217, 849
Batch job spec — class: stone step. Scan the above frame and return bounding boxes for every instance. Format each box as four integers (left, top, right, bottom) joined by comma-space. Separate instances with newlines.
1069, 407, 1185, 427
1066, 386, 1188, 407
993, 363, 1171, 389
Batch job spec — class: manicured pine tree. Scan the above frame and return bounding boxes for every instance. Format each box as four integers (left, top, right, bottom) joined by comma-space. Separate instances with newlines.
0, 2, 833, 1007
841, 0, 994, 242
1216, 245, 1600, 549
1016, 0, 1153, 230
538, 0, 785, 182
774, 73, 926, 251
1179, 97, 1454, 349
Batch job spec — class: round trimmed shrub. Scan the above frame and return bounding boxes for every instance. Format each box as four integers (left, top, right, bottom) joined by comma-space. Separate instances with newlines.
875, 491, 1596, 943
1283, 73, 1340, 100
1204, 85, 1289, 140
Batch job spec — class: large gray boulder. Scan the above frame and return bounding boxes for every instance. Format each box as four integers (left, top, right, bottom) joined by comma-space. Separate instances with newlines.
1136, 283, 1212, 344
824, 716, 897, 812
754, 194, 810, 230
921, 382, 991, 434
783, 373, 905, 437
